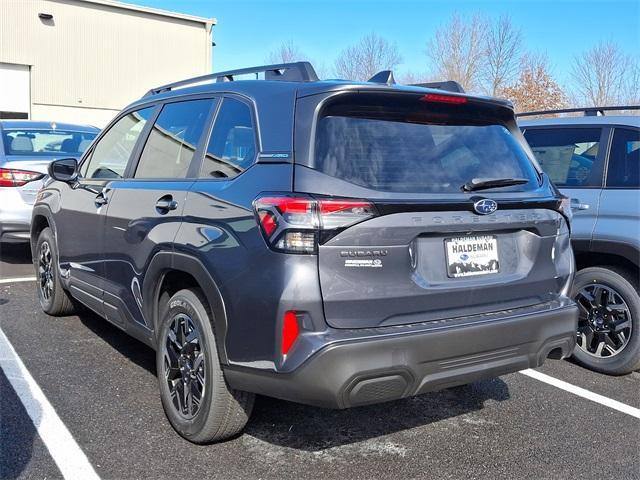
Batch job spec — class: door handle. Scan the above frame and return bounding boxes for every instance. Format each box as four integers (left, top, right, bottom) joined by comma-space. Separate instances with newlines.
570, 198, 590, 211
95, 192, 108, 207
155, 195, 178, 214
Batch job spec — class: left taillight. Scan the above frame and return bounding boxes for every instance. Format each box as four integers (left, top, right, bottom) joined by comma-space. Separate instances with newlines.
254, 194, 377, 254
0, 168, 44, 187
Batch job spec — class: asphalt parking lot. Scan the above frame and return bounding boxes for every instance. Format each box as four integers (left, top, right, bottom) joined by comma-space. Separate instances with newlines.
1, 243, 639, 480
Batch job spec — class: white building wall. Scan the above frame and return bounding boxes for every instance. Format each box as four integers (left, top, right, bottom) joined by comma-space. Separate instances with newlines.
0, 0, 215, 126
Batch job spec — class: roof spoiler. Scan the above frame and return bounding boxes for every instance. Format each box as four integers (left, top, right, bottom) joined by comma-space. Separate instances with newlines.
517, 105, 640, 117
144, 61, 319, 96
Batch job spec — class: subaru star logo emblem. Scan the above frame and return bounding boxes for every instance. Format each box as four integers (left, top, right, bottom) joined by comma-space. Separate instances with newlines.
473, 199, 498, 215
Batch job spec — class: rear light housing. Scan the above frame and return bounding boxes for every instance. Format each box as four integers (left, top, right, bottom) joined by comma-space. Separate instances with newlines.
0, 168, 44, 187
558, 196, 573, 224
254, 194, 377, 254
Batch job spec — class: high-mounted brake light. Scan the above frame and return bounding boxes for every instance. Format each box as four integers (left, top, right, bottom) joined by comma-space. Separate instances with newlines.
254, 195, 377, 254
0, 168, 43, 187
420, 93, 468, 105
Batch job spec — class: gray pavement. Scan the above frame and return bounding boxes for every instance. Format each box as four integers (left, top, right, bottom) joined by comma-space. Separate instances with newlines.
0, 247, 638, 480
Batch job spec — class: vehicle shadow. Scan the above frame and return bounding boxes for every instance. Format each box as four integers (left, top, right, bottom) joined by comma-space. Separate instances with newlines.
0, 243, 32, 265
72, 307, 511, 451
246, 378, 510, 451
75, 308, 156, 375
0, 368, 37, 479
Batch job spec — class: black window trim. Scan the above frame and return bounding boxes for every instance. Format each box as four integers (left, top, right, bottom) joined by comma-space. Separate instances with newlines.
604, 126, 640, 190
193, 93, 261, 183
76, 91, 262, 183
522, 124, 609, 190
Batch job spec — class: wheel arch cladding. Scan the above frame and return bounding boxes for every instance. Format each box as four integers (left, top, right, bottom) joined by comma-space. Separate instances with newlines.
30, 206, 55, 257
143, 252, 229, 363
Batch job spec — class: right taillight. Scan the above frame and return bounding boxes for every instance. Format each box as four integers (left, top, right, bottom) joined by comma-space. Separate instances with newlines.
0, 168, 43, 187
254, 194, 377, 254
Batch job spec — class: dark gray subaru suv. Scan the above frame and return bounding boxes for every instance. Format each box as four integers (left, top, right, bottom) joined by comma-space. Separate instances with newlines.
32, 62, 578, 443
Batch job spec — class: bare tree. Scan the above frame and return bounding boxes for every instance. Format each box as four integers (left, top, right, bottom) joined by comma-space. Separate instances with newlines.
570, 41, 630, 106
398, 71, 433, 85
426, 13, 487, 92
502, 53, 567, 113
267, 41, 305, 64
622, 60, 640, 105
482, 15, 522, 96
333, 33, 403, 81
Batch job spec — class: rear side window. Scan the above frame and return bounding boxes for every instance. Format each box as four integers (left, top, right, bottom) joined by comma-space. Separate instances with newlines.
313, 94, 538, 194
135, 99, 214, 179
82, 107, 153, 179
523, 128, 602, 187
200, 98, 257, 179
607, 128, 640, 188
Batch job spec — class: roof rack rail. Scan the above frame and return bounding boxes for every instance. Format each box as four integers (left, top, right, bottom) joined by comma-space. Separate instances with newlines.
410, 81, 465, 94
517, 105, 640, 117
145, 61, 319, 96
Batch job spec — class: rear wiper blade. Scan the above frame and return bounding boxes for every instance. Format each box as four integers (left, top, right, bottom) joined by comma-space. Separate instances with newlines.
461, 177, 529, 192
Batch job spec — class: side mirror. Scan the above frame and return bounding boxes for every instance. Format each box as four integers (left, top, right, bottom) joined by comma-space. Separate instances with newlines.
49, 158, 78, 183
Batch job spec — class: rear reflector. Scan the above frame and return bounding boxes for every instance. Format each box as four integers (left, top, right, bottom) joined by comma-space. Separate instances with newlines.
281, 311, 300, 355
0, 168, 43, 187
420, 93, 468, 105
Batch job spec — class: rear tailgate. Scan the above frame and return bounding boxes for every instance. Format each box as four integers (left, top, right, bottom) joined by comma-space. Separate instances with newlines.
316, 204, 570, 328
294, 90, 572, 329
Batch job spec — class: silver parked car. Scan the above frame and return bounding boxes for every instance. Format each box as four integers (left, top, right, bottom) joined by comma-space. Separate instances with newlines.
520, 107, 640, 375
0, 120, 98, 242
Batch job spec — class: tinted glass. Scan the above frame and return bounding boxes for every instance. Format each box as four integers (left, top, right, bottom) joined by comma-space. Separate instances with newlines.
200, 98, 256, 179
524, 128, 602, 187
607, 128, 640, 188
135, 99, 213, 179
3, 129, 97, 156
82, 108, 153, 179
314, 97, 538, 194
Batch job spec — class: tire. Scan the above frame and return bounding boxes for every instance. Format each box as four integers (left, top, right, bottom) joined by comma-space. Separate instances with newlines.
156, 288, 254, 443
34, 227, 75, 316
571, 266, 640, 375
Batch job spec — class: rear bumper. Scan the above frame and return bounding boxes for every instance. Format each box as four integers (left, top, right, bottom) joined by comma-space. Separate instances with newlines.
0, 221, 32, 242
0, 188, 33, 243
225, 303, 578, 409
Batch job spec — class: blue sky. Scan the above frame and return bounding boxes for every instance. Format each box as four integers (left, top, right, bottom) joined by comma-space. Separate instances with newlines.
128, 0, 639, 86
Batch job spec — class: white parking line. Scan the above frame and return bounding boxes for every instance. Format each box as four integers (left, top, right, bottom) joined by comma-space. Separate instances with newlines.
520, 368, 640, 419
0, 327, 100, 480
0, 276, 37, 284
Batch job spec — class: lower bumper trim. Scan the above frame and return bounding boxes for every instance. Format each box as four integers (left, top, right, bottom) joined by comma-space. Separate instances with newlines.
225, 304, 578, 409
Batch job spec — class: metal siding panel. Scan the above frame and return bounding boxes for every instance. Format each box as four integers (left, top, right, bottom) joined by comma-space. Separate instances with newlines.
1, 0, 211, 116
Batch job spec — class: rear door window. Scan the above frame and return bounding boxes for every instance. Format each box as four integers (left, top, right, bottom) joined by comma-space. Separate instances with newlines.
606, 128, 640, 188
313, 94, 538, 194
523, 128, 603, 187
135, 99, 214, 179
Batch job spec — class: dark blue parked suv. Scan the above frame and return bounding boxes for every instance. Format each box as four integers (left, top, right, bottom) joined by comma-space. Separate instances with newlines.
32, 63, 578, 443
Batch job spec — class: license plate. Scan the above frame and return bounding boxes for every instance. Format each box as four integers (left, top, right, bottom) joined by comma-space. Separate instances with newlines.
445, 235, 499, 278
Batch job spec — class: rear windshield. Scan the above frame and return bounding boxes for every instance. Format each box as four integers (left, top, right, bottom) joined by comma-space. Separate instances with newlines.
313, 94, 539, 193
2, 129, 97, 157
